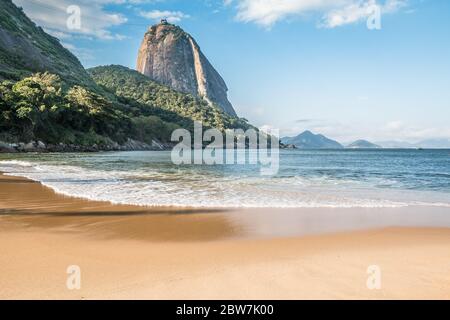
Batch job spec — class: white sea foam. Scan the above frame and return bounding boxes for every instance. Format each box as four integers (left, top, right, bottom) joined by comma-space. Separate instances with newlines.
1, 159, 449, 209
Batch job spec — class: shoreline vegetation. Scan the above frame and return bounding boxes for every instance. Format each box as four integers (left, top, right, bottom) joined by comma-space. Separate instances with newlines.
1, 173, 450, 299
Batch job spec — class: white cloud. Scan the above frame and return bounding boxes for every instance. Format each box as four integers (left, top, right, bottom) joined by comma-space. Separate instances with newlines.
226, 0, 407, 28
322, 0, 407, 28
322, 1, 375, 28
139, 10, 190, 23
13, 0, 128, 40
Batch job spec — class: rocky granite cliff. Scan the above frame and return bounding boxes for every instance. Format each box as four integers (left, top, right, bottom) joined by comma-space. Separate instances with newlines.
136, 20, 237, 117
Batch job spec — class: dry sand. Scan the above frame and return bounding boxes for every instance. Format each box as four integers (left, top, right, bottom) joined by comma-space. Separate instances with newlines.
0, 174, 450, 299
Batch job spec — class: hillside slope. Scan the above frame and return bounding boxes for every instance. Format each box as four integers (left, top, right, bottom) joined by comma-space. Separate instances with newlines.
0, 0, 96, 89
89, 65, 250, 132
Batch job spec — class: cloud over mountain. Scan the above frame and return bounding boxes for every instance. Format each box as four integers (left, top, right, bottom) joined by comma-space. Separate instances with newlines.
13, 0, 128, 40
225, 0, 407, 28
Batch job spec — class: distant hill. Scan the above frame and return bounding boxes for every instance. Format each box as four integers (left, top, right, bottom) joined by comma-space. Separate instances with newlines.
281, 131, 343, 149
346, 140, 381, 149
376, 141, 416, 149
415, 138, 450, 149
377, 139, 450, 149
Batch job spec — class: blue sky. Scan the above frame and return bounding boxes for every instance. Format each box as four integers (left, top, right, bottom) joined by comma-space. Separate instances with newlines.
13, 0, 450, 143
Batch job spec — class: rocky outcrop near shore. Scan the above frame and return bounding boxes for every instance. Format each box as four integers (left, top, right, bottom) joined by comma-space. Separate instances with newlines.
0, 139, 172, 153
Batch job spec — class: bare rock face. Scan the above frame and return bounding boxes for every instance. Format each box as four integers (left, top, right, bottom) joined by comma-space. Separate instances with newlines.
136, 21, 237, 117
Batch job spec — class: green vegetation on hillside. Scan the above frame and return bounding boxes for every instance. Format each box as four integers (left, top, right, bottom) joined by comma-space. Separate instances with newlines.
0, 73, 132, 145
0, 72, 186, 146
146, 23, 187, 41
89, 65, 251, 132
0, 68, 253, 147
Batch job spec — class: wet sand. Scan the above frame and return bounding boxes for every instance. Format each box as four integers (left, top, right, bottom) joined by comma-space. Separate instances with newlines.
1, 173, 450, 299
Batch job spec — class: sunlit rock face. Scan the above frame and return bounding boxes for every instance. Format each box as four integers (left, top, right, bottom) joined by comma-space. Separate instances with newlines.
136, 20, 237, 117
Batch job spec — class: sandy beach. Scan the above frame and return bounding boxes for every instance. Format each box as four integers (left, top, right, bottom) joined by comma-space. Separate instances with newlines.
1, 173, 450, 300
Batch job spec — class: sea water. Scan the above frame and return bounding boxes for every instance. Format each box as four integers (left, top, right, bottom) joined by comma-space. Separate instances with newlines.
0, 149, 449, 208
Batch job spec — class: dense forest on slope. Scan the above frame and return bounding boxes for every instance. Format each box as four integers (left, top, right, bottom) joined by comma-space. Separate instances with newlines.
89, 65, 251, 132
0, 72, 155, 146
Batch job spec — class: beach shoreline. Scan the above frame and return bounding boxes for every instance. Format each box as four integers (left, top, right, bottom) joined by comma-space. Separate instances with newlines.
1, 173, 450, 299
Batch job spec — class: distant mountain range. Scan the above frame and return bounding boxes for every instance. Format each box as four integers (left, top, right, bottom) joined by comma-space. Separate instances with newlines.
281, 131, 343, 149
376, 139, 450, 149
374, 141, 416, 149
282, 131, 450, 149
346, 140, 381, 149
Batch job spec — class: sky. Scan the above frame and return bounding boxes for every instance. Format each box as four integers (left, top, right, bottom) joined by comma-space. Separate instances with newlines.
12, 0, 450, 143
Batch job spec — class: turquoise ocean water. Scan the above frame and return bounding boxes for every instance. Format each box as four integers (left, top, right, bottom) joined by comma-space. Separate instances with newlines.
0, 149, 449, 208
